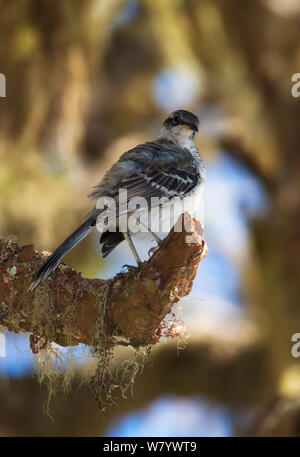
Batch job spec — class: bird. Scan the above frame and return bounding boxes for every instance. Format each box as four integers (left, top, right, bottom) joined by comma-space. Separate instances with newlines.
29, 109, 206, 291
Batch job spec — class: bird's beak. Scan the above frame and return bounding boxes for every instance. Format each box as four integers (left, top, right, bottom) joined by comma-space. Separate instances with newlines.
191, 122, 198, 132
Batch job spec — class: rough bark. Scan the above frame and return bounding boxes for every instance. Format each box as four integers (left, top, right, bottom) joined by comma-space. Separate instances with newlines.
0, 214, 207, 349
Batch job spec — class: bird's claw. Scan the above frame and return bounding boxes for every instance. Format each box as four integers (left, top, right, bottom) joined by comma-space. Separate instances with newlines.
121, 264, 139, 274
148, 245, 160, 258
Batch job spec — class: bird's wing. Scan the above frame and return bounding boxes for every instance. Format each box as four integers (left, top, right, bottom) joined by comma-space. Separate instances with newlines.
86, 140, 203, 224
123, 168, 199, 200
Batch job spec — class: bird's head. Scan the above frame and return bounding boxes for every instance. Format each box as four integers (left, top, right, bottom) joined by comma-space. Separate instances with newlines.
160, 109, 199, 146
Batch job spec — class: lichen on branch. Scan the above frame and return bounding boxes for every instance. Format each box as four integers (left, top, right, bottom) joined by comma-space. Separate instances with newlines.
0, 213, 207, 411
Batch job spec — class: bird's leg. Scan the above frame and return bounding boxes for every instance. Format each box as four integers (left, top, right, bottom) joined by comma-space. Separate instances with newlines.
123, 232, 142, 265
132, 216, 162, 258
133, 217, 163, 245
146, 228, 162, 245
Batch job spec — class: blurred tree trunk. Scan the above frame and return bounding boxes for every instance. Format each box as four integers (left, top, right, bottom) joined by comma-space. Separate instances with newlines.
0, 0, 123, 161
215, 0, 300, 380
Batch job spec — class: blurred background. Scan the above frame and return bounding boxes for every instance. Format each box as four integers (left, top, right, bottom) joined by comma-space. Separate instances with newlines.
1, 0, 300, 437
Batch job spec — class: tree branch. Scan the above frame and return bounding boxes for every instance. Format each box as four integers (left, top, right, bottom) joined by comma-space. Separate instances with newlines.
0, 214, 207, 348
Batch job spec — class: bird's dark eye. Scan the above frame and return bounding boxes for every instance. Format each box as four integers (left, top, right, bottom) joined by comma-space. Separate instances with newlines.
172, 113, 180, 124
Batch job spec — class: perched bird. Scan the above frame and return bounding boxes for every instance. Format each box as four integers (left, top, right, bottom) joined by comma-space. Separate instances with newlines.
29, 109, 206, 291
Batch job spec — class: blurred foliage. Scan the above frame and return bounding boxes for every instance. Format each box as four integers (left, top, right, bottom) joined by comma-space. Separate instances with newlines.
1, 0, 300, 436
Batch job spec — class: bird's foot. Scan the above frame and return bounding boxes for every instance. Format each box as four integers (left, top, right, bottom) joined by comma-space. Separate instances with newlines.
121, 264, 140, 274
148, 245, 160, 258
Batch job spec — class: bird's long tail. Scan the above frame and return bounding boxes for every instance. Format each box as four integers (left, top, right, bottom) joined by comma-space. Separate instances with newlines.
29, 219, 94, 291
